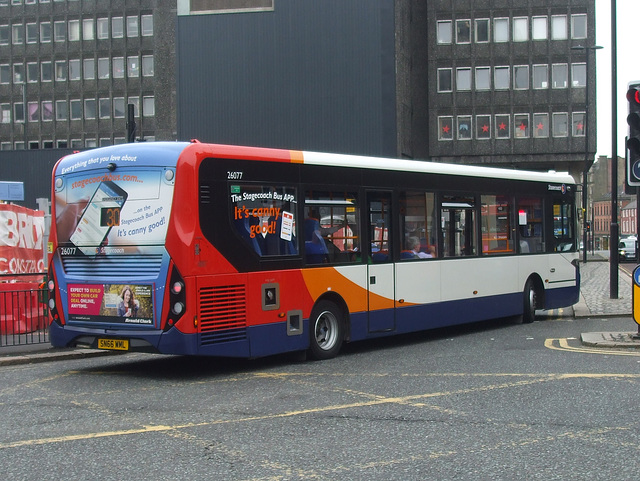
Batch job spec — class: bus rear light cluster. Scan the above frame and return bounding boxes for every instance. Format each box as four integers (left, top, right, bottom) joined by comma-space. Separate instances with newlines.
164, 267, 186, 331
47, 272, 63, 325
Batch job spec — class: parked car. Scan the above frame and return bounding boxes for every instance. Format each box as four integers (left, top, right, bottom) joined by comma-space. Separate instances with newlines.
618, 236, 637, 261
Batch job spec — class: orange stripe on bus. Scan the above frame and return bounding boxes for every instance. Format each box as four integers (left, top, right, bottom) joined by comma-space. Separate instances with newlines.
289, 150, 304, 164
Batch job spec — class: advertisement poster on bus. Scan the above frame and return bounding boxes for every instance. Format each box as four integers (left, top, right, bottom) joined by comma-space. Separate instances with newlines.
54, 151, 175, 255
67, 283, 154, 325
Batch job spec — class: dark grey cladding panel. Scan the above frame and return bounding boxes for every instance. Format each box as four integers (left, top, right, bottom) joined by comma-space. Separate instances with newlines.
177, 0, 396, 157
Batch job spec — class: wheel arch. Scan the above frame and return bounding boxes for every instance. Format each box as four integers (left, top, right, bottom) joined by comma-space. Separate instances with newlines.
312, 291, 351, 342
524, 273, 545, 309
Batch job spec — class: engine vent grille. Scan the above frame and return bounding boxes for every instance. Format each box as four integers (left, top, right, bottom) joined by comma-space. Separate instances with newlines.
199, 284, 247, 345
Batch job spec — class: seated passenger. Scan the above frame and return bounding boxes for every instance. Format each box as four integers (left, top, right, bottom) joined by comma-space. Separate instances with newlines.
408, 236, 430, 258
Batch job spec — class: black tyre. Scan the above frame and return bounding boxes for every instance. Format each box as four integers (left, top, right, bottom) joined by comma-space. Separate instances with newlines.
309, 300, 344, 360
522, 279, 538, 324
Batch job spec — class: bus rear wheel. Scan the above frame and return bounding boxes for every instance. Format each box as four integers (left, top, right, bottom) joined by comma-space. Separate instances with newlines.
523, 279, 538, 324
309, 300, 344, 360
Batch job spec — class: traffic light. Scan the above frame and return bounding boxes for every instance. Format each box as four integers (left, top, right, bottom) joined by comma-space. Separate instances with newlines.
586, 221, 591, 232
626, 82, 640, 187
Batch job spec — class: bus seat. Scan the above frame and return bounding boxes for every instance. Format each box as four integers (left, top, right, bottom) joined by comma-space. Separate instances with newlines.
400, 250, 416, 259
305, 218, 328, 263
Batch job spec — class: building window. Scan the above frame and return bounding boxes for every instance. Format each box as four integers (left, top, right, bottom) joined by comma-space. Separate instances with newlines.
14, 102, 24, 122
97, 18, 109, 39
28, 101, 39, 122
552, 112, 568, 137
83, 58, 95, 80
532, 16, 548, 40
513, 17, 528, 42
533, 113, 549, 138
54, 21, 65, 42
457, 115, 472, 140
0, 64, 9, 84
97, 58, 109, 79
494, 66, 510, 90
113, 57, 124, 78
552, 63, 568, 89
128, 96, 139, 116
99, 98, 110, 119
42, 101, 53, 121
571, 14, 587, 39
69, 59, 80, 80
41, 61, 52, 82
55, 100, 67, 120
68, 19, 80, 41
571, 63, 586, 87
475, 19, 489, 43
0, 25, 8, 45
438, 68, 452, 92
514, 65, 529, 90
27, 62, 38, 82
551, 15, 567, 40
83, 18, 94, 40
141, 55, 154, 77
437, 20, 452, 44
572, 112, 586, 136
40, 22, 51, 43
475, 67, 490, 90
26, 22, 37, 43
142, 96, 155, 117
70, 99, 82, 119
495, 114, 510, 139
13, 63, 24, 83
1, 103, 10, 123
438, 116, 453, 140
12, 24, 23, 44
112, 17, 123, 38
532, 64, 548, 89
456, 19, 470, 44
456, 67, 471, 91
476, 115, 491, 140
113, 97, 125, 118
84, 98, 96, 119
141, 15, 153, 36
494, 18, 509, 42
514, 114, 529, 138
126, 16, 139, 37
127, 56, 139, 77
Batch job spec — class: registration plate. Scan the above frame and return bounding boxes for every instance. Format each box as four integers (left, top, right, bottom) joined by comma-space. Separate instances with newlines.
98, 338, 129, 351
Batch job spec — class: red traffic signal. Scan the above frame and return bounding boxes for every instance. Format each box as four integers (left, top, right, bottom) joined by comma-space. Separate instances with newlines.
628, 87, 640, 105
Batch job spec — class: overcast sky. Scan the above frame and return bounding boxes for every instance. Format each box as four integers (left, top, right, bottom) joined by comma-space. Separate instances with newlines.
595, 0, 640, 159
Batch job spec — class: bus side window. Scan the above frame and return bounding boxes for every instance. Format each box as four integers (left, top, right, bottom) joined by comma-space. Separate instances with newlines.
517, 197, 543, 254
553, 199, 575, 252
441, 194, 477, 257
304, 191, 360, 265
400, 191, 437, 259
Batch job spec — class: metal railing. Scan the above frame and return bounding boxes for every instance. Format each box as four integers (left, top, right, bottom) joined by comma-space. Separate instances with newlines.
0, 273, 49, 348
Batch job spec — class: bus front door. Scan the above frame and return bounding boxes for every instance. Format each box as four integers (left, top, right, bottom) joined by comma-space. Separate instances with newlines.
367, 192, 395, 332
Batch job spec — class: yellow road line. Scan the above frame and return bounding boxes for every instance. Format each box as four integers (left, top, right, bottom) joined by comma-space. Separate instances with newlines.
545, 338, 640, 356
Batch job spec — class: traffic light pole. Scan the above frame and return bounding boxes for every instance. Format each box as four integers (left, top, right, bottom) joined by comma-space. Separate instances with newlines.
611, 0, 618, 299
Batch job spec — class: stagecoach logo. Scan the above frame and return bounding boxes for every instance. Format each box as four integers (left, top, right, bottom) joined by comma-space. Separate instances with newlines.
548, 184, 567, 194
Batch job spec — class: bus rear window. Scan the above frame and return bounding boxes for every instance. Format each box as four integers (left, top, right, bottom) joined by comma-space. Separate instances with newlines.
230, 184, 298, 257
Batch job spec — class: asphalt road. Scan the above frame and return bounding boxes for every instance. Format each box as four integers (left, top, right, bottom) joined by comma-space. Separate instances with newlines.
2, 315, 640, 480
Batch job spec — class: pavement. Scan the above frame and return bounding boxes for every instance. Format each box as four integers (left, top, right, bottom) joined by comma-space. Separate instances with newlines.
1, 253, 639, 365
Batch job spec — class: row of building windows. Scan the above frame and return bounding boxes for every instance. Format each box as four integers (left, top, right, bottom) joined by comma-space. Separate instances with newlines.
437, 112, 586, 141
438, 62, 586, 92
1, 0, 89, 4
437, 13, 587, 44
0, 95, 155, 122
1, 136, 157, 151
0, 15, 153, 45
1, 55, 154, 83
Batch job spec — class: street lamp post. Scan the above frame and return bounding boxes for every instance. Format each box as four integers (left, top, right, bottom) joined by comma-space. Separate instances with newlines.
572, 44, 603, 264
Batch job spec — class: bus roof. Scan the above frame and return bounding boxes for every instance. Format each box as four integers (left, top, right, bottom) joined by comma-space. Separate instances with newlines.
55, 141, 576, 186
299, 150, 576, 185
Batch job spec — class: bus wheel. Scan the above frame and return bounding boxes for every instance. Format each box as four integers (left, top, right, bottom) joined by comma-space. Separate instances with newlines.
309, 300, 344, 360
523, 279, 538, 324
